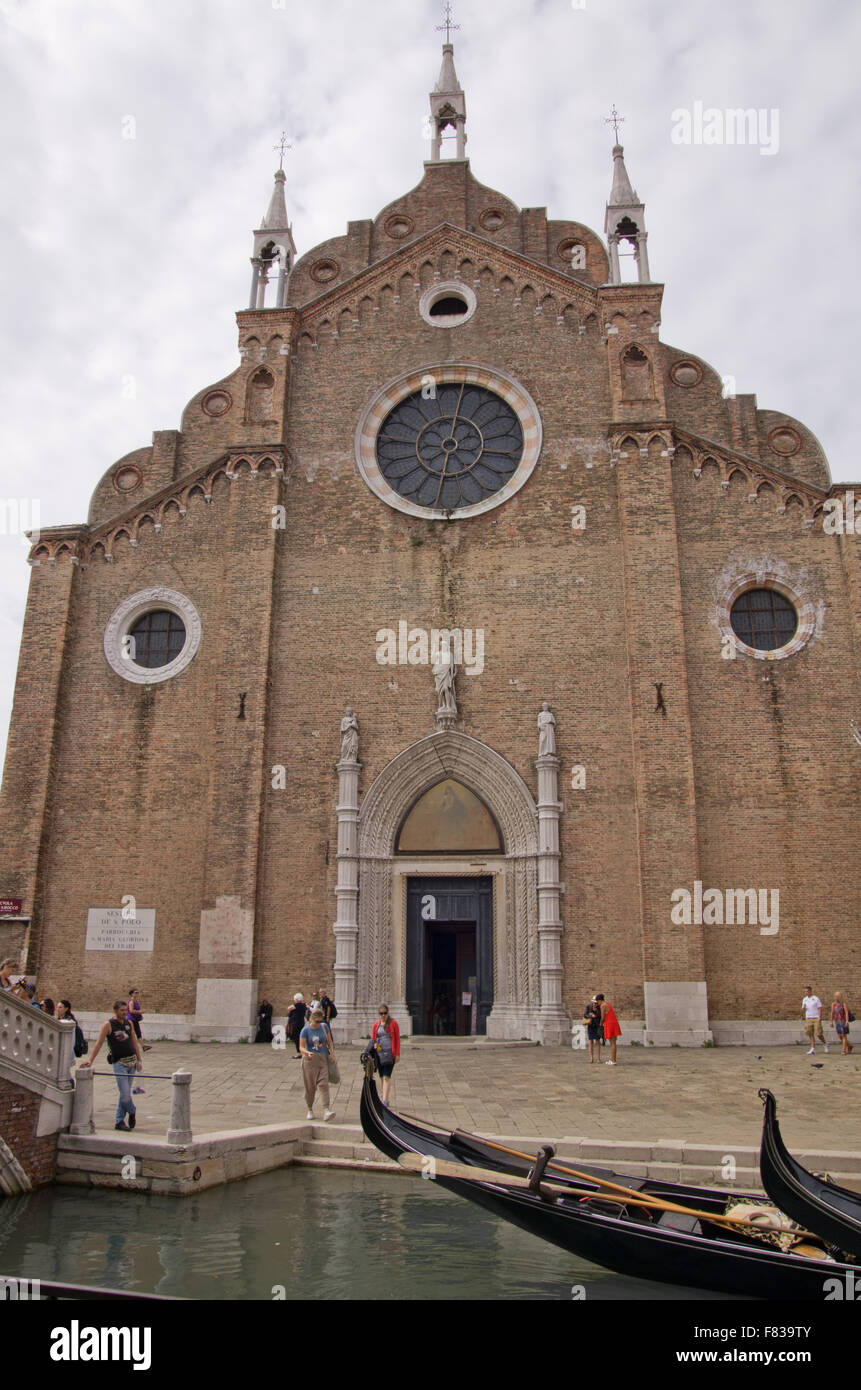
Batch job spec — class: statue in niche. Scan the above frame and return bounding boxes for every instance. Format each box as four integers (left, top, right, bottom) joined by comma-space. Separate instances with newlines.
340, 707, 359, 762
538, 701, 557, 756
433, 647, 458, 716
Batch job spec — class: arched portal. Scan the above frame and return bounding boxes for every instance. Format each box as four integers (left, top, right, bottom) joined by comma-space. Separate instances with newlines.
333, 730, 567, 1042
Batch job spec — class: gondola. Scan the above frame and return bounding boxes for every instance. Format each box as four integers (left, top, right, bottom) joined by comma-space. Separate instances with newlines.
759, 1088, 861, 1259
361, 1072, 857, 1299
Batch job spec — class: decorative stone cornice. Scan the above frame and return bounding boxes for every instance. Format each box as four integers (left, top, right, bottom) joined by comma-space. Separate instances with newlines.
28, 447, 287, 565
290, 221, 599, 338
673, 427, 829, 516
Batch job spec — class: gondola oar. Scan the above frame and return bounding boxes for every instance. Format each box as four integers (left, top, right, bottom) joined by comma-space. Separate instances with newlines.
397, 1152, 820, 1237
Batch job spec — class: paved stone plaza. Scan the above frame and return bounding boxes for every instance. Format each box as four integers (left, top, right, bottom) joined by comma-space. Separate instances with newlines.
86, 1038, 860, 1154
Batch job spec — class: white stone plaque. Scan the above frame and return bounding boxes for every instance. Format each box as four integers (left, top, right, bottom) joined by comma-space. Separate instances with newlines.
85, 908, 155, 952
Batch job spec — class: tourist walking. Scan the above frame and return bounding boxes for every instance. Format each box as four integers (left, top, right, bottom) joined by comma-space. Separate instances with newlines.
597, 994, 621, 1065
831, 991, 853, 1056
79, 1000, 143, 1131
127, 988, 152, 1050
582, 995, 603, 1063
801, 987, 828, 1054
255, 998, 273, 1043
287, 993, 308, 1057
299, 1007, 336, 1121
317, 987, 337, 1025
372, 1004, 400, 1104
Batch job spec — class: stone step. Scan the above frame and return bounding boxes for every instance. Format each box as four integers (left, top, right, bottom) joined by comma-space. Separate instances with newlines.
300, 1138, 372, 1161
293, 1153, 402, 1174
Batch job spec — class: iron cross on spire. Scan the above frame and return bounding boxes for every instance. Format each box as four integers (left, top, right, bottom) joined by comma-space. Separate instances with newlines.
436, 2, 460, 43
605, 105, 625, 143
274, 131, 293, 171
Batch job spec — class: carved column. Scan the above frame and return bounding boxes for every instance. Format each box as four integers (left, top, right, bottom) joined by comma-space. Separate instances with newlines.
332, 721, 361, 1043
607, 233, 621, 285
534, 719, 568, 1043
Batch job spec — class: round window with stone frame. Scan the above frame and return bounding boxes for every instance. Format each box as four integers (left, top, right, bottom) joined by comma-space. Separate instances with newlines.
717, 577, 814, 661
104, 588, 202, 685
355, 364, 542, 520
418, 281, 477, 328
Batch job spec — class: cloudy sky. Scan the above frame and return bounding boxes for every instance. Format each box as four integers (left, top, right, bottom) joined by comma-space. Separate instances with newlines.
1, 0, 859, 776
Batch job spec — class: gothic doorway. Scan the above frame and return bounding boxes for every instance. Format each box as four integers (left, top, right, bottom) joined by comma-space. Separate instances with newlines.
406, 876, 492, 1035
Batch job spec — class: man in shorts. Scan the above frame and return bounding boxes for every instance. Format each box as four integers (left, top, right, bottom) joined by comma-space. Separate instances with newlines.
801, 986, 828, 1055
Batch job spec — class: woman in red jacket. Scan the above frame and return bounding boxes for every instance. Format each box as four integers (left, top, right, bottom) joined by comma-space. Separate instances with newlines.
372, 1005, 400, 1104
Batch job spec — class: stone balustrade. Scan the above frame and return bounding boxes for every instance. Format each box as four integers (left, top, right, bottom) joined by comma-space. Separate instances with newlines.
0, 992, 75, 1096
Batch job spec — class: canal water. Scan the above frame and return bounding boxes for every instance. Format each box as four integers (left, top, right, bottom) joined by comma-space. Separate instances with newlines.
0, 1168, 738, 1300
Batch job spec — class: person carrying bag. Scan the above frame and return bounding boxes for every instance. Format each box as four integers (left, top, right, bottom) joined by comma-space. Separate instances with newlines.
299, 1007, 337, 1122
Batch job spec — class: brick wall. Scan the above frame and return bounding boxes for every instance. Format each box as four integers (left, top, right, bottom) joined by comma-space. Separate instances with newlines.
0, 1075, 58, 1188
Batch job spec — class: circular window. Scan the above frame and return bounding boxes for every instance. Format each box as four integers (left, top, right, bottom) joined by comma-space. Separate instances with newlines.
384, 214, 415, 239
418, 281, 477, 328
113, 465, 142, 494
479, 209, 506, 232
730, 588, 798, 652
355, 363, 542, 520
670, 360, 703, 388
104, 588, 202, 685
128, 610, 187, 669
310, 259, 340, 284
202, 389, 232, 418
767, 426, 801, 457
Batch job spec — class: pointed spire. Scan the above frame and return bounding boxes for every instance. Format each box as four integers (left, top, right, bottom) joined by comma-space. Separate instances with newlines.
262, 169, 289, 231
609, 145, 637, 205
434, 43, 463, 96
603, 119, 651, 285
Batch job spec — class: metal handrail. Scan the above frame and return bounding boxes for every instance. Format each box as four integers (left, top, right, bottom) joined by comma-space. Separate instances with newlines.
88, 1071, 176, 1079
1, 1275, 182, 1301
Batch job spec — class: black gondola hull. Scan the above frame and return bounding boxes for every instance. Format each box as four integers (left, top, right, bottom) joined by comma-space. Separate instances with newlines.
361, 1075, 856, 1300
759, 1088, 861, 1260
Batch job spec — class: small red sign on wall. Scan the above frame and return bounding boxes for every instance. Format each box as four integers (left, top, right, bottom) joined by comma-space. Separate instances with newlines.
0, 898, 23, 916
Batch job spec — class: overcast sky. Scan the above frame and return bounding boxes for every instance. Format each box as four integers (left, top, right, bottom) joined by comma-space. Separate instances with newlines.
1, 0, 859, 778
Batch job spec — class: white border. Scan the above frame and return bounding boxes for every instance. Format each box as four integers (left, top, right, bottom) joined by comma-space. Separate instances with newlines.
418, 281, 478, 328
103, 588, 202, 685
354, 362, 543, 521
717, 573, 814, 661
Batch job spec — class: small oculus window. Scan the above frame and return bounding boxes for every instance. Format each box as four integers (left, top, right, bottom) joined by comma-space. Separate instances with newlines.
128, 610, 187, 669
104, 588, 202, 685
730, 588, 798, 652
418, 281, 477, 328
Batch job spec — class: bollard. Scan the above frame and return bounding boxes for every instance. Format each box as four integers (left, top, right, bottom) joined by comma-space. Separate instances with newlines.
70, 1065, 95, 1135
167, 1070, 193, 1145
570, 1022, 587, 1050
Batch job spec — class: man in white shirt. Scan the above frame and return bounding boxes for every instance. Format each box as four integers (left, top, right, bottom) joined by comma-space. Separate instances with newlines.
801, 987, 828, 1054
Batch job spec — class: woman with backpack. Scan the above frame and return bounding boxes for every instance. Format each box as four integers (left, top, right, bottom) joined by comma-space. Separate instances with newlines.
58, 999, 88, 1060
371, 1005, 400, 1105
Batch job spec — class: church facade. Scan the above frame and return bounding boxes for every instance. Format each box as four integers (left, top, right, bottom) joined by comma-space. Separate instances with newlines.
1, 45, 859, 1045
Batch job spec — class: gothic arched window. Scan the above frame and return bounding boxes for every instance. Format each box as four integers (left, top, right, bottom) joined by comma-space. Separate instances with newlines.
248, 368, 275, 423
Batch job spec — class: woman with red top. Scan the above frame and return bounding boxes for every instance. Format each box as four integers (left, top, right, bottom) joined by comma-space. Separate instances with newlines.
372, 1005, 400, 1104
597, 994, 622, 1065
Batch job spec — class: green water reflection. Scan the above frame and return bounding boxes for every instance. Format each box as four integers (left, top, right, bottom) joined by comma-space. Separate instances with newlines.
0, 1168, 736, 1300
